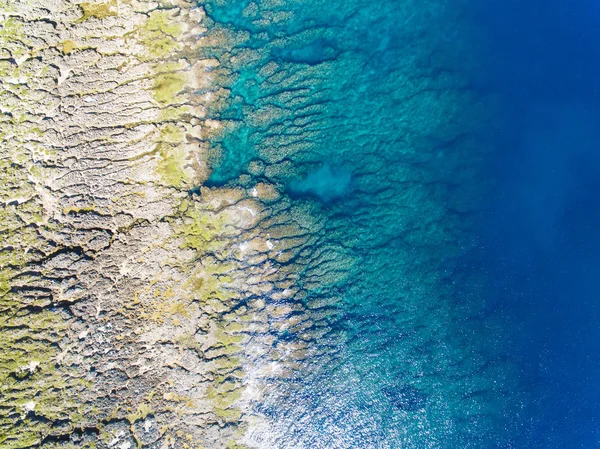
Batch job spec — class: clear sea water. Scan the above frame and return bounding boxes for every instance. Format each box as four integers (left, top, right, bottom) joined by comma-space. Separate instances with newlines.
200, 0, 600, 447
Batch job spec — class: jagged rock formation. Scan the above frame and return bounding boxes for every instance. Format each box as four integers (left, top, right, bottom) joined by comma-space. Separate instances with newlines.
0, 1, 264, 447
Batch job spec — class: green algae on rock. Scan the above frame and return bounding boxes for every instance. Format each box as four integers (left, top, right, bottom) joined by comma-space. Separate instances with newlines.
0, 0, 257, 447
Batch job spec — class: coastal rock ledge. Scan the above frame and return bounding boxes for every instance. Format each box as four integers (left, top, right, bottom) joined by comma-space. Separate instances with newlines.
0, 0, 254, 447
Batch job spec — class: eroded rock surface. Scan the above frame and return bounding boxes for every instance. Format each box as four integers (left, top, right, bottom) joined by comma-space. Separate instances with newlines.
0, 1, 258, 447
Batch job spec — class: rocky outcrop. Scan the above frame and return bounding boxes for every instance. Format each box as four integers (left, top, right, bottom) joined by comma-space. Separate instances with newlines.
0, 1, 261, 447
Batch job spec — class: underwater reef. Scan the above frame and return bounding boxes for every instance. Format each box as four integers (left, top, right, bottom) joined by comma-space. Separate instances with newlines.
0, 0, 522, 448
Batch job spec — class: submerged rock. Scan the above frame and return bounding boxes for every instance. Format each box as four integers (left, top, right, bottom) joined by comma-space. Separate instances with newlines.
272, 38, 340, 65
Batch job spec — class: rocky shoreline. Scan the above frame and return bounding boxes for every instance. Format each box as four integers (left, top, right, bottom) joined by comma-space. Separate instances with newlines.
0, 0, 263, 447
1, 0, 524, 448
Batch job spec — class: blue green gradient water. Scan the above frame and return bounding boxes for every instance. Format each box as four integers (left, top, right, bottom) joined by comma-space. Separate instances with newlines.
200, 0, 522, 447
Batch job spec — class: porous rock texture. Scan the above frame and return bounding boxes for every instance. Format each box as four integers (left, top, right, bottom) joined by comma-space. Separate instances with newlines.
0, 0, 263, 447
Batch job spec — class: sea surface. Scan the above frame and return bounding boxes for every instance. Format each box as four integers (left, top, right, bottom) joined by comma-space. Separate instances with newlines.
199, 0, 600, 447
475, 1, 600, 447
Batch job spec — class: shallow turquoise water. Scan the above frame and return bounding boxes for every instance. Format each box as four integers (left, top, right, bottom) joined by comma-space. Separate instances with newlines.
200, 0, 522, 447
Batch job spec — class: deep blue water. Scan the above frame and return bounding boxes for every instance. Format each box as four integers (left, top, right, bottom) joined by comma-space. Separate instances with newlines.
475, 1, 600, 447
199, 0, 600, 447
